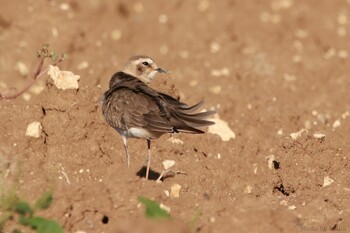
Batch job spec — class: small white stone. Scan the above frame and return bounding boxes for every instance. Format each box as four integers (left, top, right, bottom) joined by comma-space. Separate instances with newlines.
167, 137, 184, 145
243, 185, 252, 194
323, 176, 334, 187
77, 61, 89, 70
209, 86, 221, 94
217, 153, 221, 159
25, 121, 42, 138
170, 184, 181, 198
111, 29, 122, 41
74, 231, 87, 233
47, 65, 80, 90
288, 205, 296, 210
290, 129, 307, 140
209, 217, 216, 223
284, 73, 296, 82
15, 61, 29, 76
210, 42, 221, 53
59, 3, 70, 10
164, 190, 170, 197
313, 133, 326, 139
51, 27, 58, 37
79, 169, 84, 173
277, 128, 283, 135
338, 50, 348, 59
333, 120, 341, 128
266, 155, 275, 169
162, 160, 175, 170
280, 200, 288, 206
208, 116, 236, 141
159, 203, 171, 213
158, 14, 168, 24
253, 163, 258, 174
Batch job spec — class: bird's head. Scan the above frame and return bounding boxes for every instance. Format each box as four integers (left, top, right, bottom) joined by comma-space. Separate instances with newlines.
122, 55, 168, 84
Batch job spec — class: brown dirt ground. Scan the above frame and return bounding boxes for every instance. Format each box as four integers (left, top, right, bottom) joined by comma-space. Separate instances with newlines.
1, 0, 350, 232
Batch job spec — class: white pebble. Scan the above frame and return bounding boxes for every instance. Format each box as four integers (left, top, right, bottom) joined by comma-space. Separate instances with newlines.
288, 205, 296, 210
164, 190, 170, 197
210, 42, 221, 53
159, 203, 171, 213
167, 137, 184, 145
243, 185, 252, 194
15, 62, 29, 76
209, 86, 221, 94
290, 129, 307, 140
59, 3, 70, 11
333, 120, 341, 128
170, 184, 181, 198
158, 14, 168, 24
47, 65, 80, 90
323, 176, 334, 187
25, 121, 42, 138
208, 116, 236, 141
277, 128, 283, 135
111, 29, 122, 41
77, 61, 89, 70
266, 155, 275, 170
162, 160, 175, 170
313, 133, 326, 139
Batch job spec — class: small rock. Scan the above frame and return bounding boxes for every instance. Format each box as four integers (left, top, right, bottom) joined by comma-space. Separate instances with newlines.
333, 120, 341, 128
290, 129, 307, 140
47, 65, 80, 90
208, 115, 236, 141
164, 190, 170, 197
277, 128, 283, 135
323, 176, 334, 187
159, 203, 171, 213
170, 184, 181, 198
266, 155, 275, 169
313, 133, 326, 139
25, 121, 42, 138
162, 160, 175, 170
158, 14, 168, 24
15, 61, 29, 76
209, 86, 221, 94
243, 185, 252, 194
288, 205, 296, 210
167, 137, 184, 145
77, 61, 89, 70
111, 29, 122, 41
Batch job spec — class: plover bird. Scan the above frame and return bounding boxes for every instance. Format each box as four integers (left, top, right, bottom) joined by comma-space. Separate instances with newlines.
102, 55, 215, 180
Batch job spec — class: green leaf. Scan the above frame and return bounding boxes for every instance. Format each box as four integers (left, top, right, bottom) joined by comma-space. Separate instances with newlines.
35, 191, 53, 210
12, 229, 23, 233
15, 201, 33, 216
138, 196, 170, 219
28, 216, 64, 233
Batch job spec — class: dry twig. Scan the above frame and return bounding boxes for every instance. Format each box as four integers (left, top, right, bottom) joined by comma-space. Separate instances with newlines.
0, 44, 65, 100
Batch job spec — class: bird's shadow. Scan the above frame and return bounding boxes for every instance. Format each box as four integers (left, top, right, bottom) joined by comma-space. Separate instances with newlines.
136, 166, 175, 181
136, 166, 160, 181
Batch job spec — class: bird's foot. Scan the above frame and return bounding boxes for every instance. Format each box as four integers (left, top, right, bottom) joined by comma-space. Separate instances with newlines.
156, 170, 187, 183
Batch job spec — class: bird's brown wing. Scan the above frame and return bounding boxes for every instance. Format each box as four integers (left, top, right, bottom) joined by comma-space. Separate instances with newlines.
102, 87, 174, 133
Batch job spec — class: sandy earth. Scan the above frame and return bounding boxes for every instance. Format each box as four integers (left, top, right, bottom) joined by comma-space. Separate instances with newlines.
1, 0, 350, 232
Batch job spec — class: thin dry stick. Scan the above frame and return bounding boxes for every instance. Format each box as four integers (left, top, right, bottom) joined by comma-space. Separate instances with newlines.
0, 47, 64, 101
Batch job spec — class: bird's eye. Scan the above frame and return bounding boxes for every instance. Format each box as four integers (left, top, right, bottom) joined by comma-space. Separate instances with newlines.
142, 61, 149, 66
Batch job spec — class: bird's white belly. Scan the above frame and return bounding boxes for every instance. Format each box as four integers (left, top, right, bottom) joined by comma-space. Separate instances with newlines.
117, 127, 159, 139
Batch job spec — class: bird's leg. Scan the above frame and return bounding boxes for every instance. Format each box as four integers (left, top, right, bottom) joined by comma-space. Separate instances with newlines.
122, 135, 130, 167
146, 139, 151, 179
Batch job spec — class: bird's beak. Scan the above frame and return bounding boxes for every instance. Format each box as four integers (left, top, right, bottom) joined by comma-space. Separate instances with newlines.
156, 68, 170, 74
